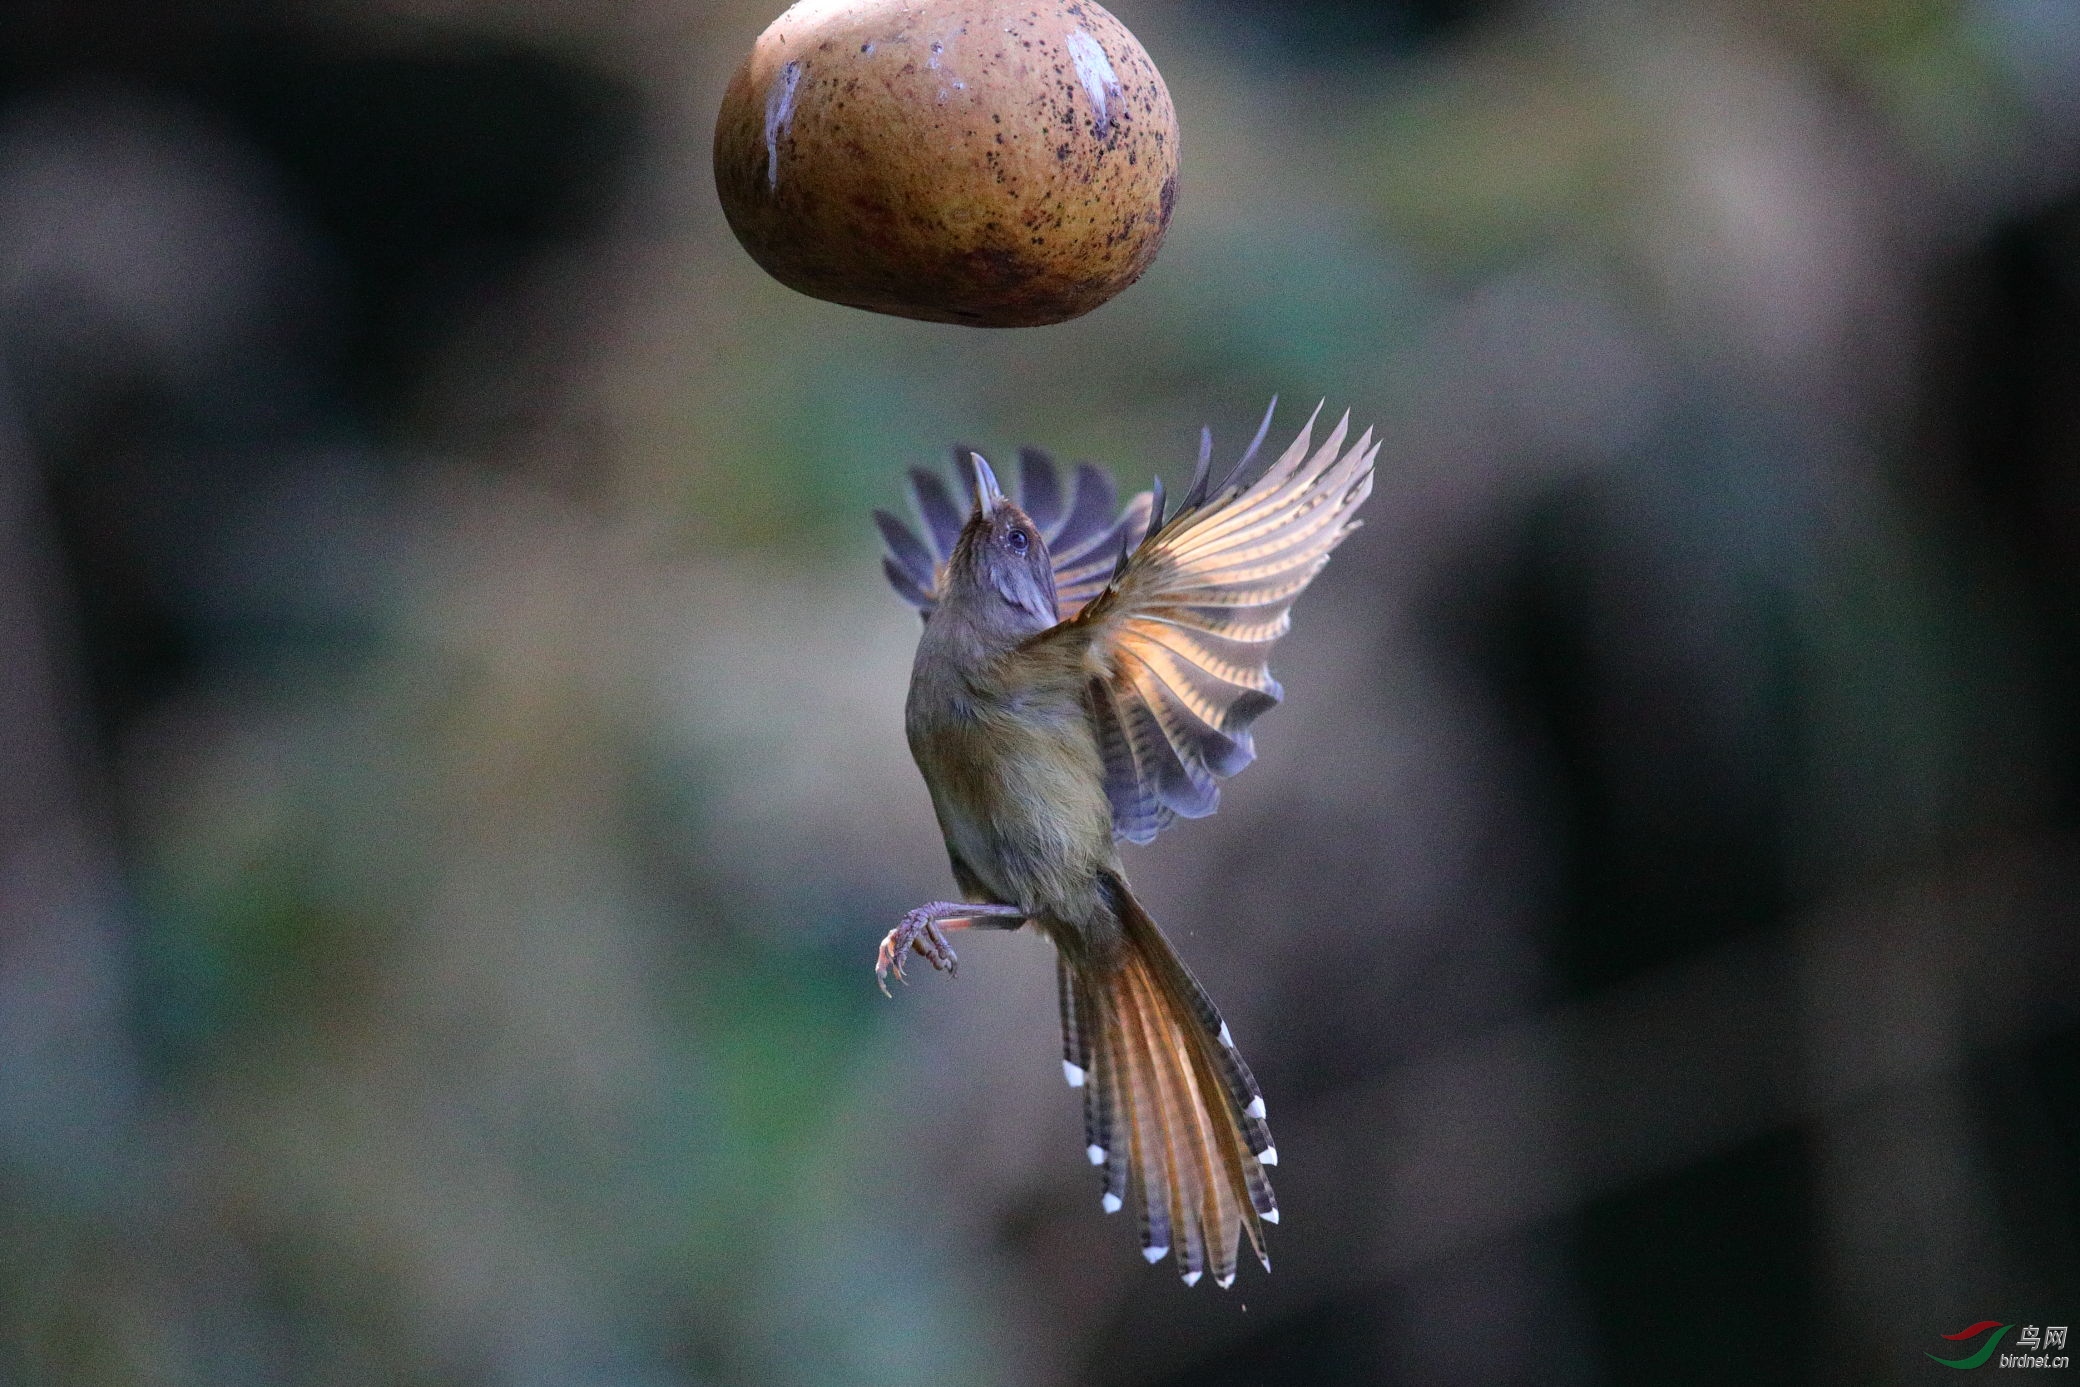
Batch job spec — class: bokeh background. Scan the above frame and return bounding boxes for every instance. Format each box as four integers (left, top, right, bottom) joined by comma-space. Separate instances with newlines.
1, 0, 2076, 1383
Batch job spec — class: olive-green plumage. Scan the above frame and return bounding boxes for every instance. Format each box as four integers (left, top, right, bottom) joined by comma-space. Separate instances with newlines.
874, 404, 1376, 1287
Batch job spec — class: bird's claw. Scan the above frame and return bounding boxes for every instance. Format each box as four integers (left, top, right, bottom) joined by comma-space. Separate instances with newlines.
874, 930, 908, 997
876, 909, 960, 997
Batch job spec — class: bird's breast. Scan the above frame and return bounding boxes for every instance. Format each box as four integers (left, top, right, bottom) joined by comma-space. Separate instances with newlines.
906, 675, 1115, 915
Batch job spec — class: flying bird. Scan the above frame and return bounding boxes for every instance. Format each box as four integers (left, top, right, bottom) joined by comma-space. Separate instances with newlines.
872, 402, 1377, 1288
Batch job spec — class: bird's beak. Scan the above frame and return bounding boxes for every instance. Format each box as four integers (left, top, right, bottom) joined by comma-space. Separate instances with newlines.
970, 451, 1006, 514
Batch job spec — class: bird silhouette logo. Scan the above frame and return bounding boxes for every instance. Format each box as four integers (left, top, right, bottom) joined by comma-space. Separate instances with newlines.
1926, 1322, 2011, 1370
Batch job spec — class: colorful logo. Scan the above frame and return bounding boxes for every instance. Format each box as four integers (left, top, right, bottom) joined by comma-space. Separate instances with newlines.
1927, 1322, 2070, 1370
1929, 1322, 2012, 1370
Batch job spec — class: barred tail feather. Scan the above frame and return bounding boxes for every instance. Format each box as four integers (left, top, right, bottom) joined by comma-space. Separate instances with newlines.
1065, 878, 1278, 1286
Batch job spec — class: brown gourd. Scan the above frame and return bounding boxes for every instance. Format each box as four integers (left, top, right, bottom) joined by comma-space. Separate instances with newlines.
714, 0, 1179, 327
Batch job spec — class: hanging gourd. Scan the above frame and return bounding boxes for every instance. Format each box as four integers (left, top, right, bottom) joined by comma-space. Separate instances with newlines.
714, 0, 1179, 327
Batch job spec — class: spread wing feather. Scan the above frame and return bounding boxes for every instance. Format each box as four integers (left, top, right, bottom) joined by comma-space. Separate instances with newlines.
1017, 446, 1065, 532
1069, 404, 1377, 841
908, 466, 967, 560
1053, 493, 1153, 616
1089, 677, 1174, 844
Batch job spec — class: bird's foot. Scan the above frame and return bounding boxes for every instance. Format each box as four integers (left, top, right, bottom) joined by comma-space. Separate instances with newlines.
875, 901, 1024, 997
877, 908, 961, 996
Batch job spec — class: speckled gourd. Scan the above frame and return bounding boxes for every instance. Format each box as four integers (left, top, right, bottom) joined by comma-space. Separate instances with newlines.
714, 0, 1179, 327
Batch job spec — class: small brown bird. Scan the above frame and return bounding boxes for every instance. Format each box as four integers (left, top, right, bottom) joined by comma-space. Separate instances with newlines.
873, 402, 1376, 1287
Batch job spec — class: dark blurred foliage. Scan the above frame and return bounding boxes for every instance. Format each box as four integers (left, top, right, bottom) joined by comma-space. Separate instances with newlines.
0, 1, 2075, 1385
0, 14, 635, 733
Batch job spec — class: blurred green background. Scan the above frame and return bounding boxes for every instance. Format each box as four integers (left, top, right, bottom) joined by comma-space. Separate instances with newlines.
0, 1, 2075, 1383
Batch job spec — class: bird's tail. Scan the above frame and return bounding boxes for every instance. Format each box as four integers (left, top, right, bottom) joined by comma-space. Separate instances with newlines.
1058, 875, 1279, 1287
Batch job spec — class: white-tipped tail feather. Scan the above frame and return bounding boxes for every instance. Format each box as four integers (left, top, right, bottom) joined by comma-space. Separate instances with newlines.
1058, 878, 1278, 1289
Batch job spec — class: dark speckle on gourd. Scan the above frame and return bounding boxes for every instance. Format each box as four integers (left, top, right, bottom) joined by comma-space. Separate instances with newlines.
714, 0, 1179, 327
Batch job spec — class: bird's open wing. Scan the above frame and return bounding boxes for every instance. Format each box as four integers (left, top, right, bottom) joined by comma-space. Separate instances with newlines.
1067, 405, 1377, 843
875, 446, 1151, 621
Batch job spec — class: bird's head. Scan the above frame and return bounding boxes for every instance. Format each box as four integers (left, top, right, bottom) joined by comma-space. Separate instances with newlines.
943, 452, 1059, 632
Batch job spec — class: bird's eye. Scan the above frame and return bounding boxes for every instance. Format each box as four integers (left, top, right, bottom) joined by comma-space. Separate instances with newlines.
1006, 527, 1030, 555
